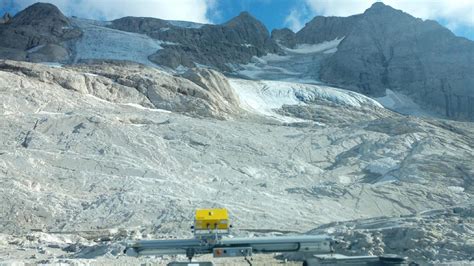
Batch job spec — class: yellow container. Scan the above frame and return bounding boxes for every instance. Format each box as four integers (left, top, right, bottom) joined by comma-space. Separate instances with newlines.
194, 208, 229, 230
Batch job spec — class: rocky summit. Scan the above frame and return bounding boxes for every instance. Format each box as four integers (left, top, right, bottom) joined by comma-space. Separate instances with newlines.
0, 3, 82, 62
271, 2, 474, 121
317, 3, 474, 121
110, 11, 280, 71
0, 2, 473, 265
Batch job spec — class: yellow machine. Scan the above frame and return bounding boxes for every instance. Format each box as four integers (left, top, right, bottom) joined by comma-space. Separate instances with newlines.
194, 208, 229, 231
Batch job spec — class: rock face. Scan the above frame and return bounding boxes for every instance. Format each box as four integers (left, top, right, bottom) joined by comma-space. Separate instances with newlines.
0, 12, 12, 24
293, 3, 474, 120
0, 3, 81, 62
307, 204, 474, 263
110, 12, 280, 71
180, 68, 241, 115
271, 28, 297, 48
1, 2, 472, 122
0, 60, 241, 119
295, 15, 360, 44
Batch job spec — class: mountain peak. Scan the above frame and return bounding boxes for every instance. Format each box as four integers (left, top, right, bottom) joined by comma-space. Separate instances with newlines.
369, 2, 389, 9
364, 2, 400, 15
225, 11, 262, 27
238, 11, 252, 17
11, 2, 69, 27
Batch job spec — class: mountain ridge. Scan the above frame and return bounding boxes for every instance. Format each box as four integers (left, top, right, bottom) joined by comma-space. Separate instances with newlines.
0, 2, 473, 121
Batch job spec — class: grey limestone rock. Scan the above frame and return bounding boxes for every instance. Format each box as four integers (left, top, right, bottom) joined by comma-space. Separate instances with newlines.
110, 12, 280, 71
271, 28, 296, 48
291, 2, 474, 120
0, 3, 82, 62
295, 15, 360, 44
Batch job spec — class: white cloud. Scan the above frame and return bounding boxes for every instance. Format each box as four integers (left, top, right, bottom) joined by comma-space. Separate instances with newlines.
12, 0, 216, 23
284, 0, 474, 34
303, 0, 474, 30
284, 9, 304, 32
304, 0, 373, 17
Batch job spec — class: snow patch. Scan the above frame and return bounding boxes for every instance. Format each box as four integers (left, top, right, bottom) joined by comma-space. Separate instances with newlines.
285, 38, 344, 54
375, 89, 438, 117
174, 65, 189, 74
168, 20, 204, 29
237, 62, 301, 80
365, 158, 400, 183
26, 45, 45, 53
39, 62, 63, 68
447, 186, 465, 193
72, 18, 163, 67
234, 38, 344, 82
120, 103, 171, 113
338, 176, 352, 184
365, 158, 399, 176
229, 78, 383, 122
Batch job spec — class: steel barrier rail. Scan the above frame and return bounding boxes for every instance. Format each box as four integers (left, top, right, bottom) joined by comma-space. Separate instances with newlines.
125, 235, 333, 257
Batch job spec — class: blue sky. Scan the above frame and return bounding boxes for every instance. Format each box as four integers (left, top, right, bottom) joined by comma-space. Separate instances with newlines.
209, 0, 309, 30
1, 0, 473, 40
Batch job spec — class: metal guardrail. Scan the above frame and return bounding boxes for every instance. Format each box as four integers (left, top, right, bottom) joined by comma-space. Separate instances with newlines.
125, 235, 333, 258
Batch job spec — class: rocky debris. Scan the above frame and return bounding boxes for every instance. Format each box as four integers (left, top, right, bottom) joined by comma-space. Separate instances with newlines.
307, 204, 474, 263
277, 101, 389, 126
71, 62, 243, 119
0, 3, 82, 62
293, 2, 474, 121
271, 28, 297, 48
110, 12, 280, 71
0, 60, 243, 119
180, 68, 241, 115
26, 44, 70, 62
0, 61, 473, 263
0, 60, 150, 106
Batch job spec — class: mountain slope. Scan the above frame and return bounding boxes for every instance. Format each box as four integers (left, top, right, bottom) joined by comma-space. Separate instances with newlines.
0, 3, 81, 62
0, 2, 472, 122
109, 12, 280, 71
0, 3, 473, 264
310, 3, 474, 120
0, 60, 473, 263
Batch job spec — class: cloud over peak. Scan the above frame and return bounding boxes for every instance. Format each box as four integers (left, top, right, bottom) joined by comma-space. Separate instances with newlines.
9, 0, 216, 23
286, 0, 474, 33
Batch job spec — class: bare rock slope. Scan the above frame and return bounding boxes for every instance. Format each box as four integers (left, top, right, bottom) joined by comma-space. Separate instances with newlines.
110, 12, 280, 71
0, 61, 472, 263
0, 60, 242, 119
292, 3, 474, 120
0, 3, 81, 62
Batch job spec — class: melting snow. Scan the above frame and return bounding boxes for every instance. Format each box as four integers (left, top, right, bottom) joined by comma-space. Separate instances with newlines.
120, 103, 171, 113
235, 38, 344, 82
284, 38, 344, 54
168, 20, 205, 29
39, 62, 63, 68
71, 18, 163, 67
375, 89, 438, 117
447, 186, 465, 193
229, 78, 383, 122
